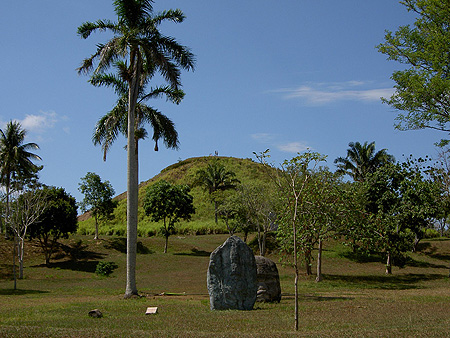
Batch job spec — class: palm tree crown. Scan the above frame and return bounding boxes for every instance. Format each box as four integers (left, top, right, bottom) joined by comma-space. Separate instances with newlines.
0, 121, 41, 190
90, 62, 182, 161
0, 121, 41, 235
334, 141, 395, 182
195, 160, 240, 223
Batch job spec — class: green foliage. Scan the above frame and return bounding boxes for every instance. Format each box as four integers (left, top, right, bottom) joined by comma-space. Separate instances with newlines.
78, 172, 117, 239
424, 228, 440, 239
377, 0, 450, 143
77, 156, 274, 237
194, 158, 240, 223
95, 261, 118, 277
334, 141, 395, 182
361, 158, 441, 271
143, 180, 195, 252
28, 186, 78, 265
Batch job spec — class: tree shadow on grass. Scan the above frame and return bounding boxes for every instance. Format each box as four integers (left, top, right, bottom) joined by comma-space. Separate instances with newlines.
281, 294, 354, 302
405, 257, 448, 269
339, 251, 384, 264
174, 248, 211, 257
0, 289, 49, 296
59, 241, 106, 261
104, 237, 154, 254
0, 264, 13, 279
48, 260, 101, 273
322, 273, 445, 290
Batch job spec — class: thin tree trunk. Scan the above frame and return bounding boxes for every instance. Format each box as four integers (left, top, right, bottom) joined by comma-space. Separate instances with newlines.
94, 214, 99, 240
214, 200, 218, 224
385, 252, 392, 274
13, 233, 17, 290
124, 51, 140, 299
293, 199, 299, 332
305, 249, 312, 276
164, 235, 169, 254
261, 231, 267, 256
18, 237, 24, 279
257, 222, 262, 255
315, 238, 323, 282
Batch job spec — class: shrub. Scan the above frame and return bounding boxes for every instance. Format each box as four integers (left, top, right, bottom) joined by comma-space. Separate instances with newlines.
95, 261, 118, 277
424, 228, 440, 239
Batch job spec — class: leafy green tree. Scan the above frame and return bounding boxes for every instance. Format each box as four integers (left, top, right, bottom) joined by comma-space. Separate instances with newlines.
377, 0, 450, 145
143, 180, 194, 253
363, 160, 440, 274
237, 182, 279, 255
299, 168, 354, 282
28, 186, 78, 266
78, 172, 118, 240
0, 121, 41, 236
195, 159, 240, 224
255, 149, 326, 332
334, 141, 395, 182
433, 149, 450, 236
77, 0, 195, 298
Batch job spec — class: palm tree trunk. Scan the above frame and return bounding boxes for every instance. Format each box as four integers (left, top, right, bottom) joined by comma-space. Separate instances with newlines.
124, 51, 141, 299
5, 182, 10, 239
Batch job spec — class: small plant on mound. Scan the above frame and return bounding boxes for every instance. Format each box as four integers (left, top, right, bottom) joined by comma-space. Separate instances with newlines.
95, 261, 118, 277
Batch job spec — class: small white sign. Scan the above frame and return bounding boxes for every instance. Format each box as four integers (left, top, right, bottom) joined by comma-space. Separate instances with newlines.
145, 307, 158, 315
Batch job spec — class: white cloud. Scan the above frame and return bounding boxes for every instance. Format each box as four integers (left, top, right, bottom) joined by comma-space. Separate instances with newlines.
277, 142, 309, 153
19, 111, 57, 133
251, 133, 276, 143
276, 81, 395, 105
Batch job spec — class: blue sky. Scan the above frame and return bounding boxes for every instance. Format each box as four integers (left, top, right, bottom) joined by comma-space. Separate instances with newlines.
0, 1, 441, 204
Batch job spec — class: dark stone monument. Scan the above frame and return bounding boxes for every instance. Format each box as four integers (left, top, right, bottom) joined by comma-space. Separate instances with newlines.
255, 255, 281, 302
207, 236, 257, 310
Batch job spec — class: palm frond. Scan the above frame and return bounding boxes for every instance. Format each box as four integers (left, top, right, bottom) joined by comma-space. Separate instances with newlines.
77, 20, 119, 39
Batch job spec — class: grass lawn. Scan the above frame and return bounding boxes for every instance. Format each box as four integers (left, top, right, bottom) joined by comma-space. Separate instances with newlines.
1, 234, 450, 337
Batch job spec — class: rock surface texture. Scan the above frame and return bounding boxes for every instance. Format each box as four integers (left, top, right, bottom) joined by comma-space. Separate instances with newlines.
255, 255, 282, 302
207, 236, 257, 310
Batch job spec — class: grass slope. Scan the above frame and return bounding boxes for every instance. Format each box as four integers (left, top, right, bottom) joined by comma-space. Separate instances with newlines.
78, 156, 269, 237
1, 234, 450, 337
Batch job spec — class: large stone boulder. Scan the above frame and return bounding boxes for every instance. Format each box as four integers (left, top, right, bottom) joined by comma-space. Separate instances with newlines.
207, 236, 257, 310
255, 256, 281, 303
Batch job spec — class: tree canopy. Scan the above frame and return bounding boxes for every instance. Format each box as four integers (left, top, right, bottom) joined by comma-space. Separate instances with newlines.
28, 186, 78, 266
377, 0, 450, 145
143, 180, 194, 253
78, 172, 117, 240
334, 141, 395, 182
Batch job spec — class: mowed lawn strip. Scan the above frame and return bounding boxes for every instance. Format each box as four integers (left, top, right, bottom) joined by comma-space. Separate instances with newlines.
1, 235, 450, 337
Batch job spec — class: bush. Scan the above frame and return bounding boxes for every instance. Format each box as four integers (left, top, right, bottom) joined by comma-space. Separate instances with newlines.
95, 261, 118, 277
424, 228, 440, 239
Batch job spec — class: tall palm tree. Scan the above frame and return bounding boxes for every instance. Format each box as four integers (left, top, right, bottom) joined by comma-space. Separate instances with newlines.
195, 160, 240, 224
334, 141, 395, 182
0, 121, 41, 235
77, 0, 195, 298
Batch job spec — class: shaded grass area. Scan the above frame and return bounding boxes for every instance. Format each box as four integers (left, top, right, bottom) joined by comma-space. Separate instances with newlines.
1, 235, 450, 337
